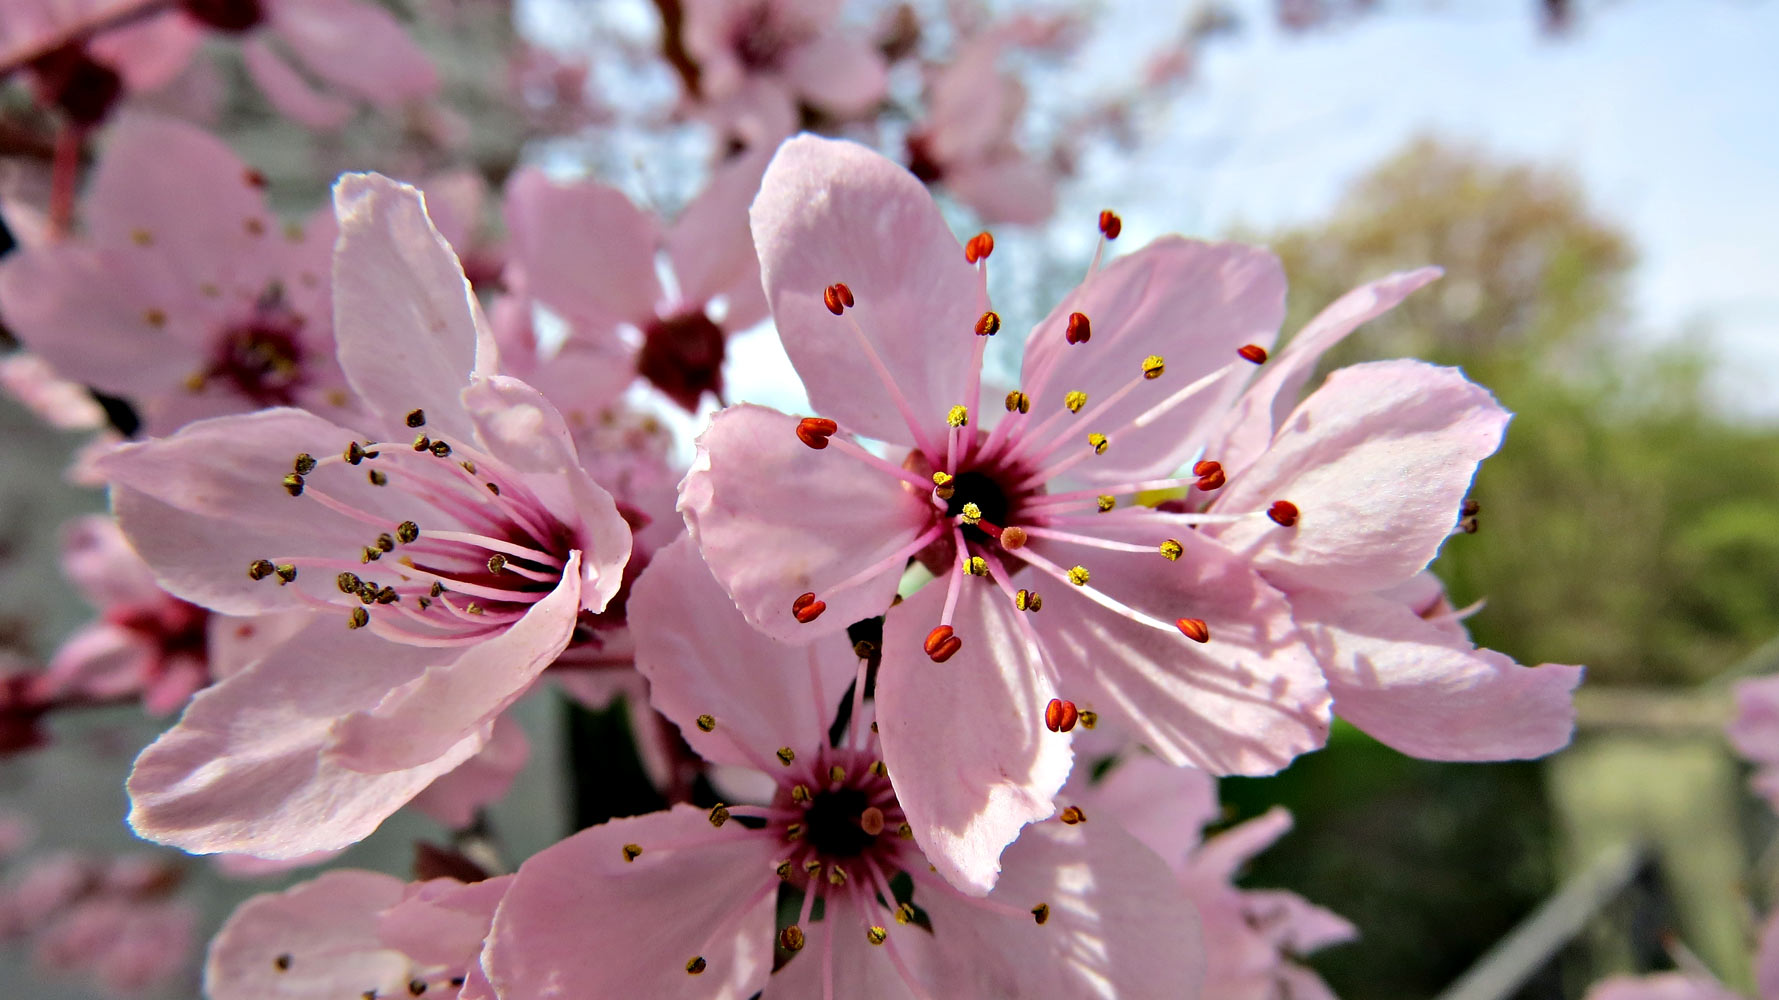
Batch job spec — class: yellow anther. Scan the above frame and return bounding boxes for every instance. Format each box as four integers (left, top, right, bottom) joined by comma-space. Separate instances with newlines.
367, 469, 388, 487
1064, 390, 1088, 413
804, 859, 823, 876
1060, 805, 1087, 825
869, 760, 888, 778
897, 823, 914, 839
896, 902, 917, 925
1067, 565, 1091, 586
960, 503, 983, 525
1005, 390, 1030, 413
791, 783, 811, 803
867, 926, 888, 945
1142, 354, 1165, 379
785, 823, 805, 841
827, 865, 848, 886
947, 405, 969, 428
932, 471, 955, 500
1015, 589, 1043, 612
1031, 903, 1051, 925
708, 803, 730, 828
622, 843, 642, 862
776, 861, 794, 881
776, 747, 796, 765
932, 471, 953, 486
130, 228, 153, 246
686, 956, 707, 975
780, 926, 806, 953
1096, 495, 1116, 512
143, 308, 166, 328
965, 556, 987, 576
696, 714, 716, 732
1160, 539, 1184, 561
1079, 709, 1099, 729
1087, 433, 1109, 454
828, 764, 846, 784
347, 607, 369, 629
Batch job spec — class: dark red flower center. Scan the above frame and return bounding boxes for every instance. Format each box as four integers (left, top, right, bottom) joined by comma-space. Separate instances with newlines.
638, 310, 726, 411
180, 0, 266, 33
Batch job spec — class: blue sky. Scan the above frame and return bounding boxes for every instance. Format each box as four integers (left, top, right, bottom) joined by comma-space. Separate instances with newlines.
1102, 0, 1779, 416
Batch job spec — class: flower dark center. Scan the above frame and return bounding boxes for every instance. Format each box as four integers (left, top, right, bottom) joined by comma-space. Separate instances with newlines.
637, 311, 726, 411
732, 4, 795, 71
946, 469, 1013, 546
209, 325, 304, 405
180, 0, 266, 33
29, 45, 123, 127
804, 787, 875, 858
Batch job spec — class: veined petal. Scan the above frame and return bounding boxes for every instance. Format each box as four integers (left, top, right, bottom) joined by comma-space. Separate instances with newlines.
919, 821, 1206, 999
630, 536, 857, 769
271, 0, 439, 104
1210, 359, 1510, 594
485, 806, 777, 1000
1016, 238, 1285, 486
328, 552, 581, 773
751, 135, 986, 447
876, 579, 1071, 895
1295, 590, 1581, 761
681, 404, 932, 642
127, 620, 484, 857
333, 173, 495, 443
1083, 754, 1219, 871
1032, 530, 1331, 775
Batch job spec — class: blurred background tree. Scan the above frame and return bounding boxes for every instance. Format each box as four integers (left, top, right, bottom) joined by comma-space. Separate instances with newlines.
1221, 137, 1779, 999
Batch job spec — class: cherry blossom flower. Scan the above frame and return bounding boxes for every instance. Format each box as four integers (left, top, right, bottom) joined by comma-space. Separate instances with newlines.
0, 850, 197, 995
207, 868, 510, 999
1729, 675, 1779, 810
94, 172, 631, 857
1085, 755, 1354, 1000
503, 147, 773, 411
0, 115, 351, 436
683, 134, 1577, 891
680, 0, 887, 124
906, 32, 1059, 225
484, 535, 1204, 999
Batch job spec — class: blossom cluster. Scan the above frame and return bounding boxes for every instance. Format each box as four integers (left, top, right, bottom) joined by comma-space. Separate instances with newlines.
0, 2, 1588, 997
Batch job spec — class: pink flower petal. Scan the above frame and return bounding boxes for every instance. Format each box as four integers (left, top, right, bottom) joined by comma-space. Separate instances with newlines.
271, 0, 439, 105
328, 552, 581, 773
41, 623, 155, 701
61, 514, 160, 610
1017, 238, 1286, 486
410, 712, 530, 829
1729, 675, 1779, 769
85, 115, 281, 286
940, 153, 1057, 225
88, 12, 204, 93
1584, 975, 1743, 1000
666, 148, 773, 328
1211, 359, 1510, 593
876, 579, 1072, 895
1209, 267, 1443, 481
918, 821, 1206, 998
503, 166, 663, 335
0, 246, 204, 398
205, 869, 411, 1000
761, 904, 931, 999
376, 875, 512, 973
1084, 754, 1220, 869
751, 135, 987, 447
631, 536, 857, 769
681, 403, 932, 642
100, 407, 374, 615
1031, 530, 1331, 774
332, 172, 496, 443
485, 806, 777, 999
241, 37, 353, 131
779, 31, 888, 116
1294, 590, 1581, 761
127, 620, 485, 857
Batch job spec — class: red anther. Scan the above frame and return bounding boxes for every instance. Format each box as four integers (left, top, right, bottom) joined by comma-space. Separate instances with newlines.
243, 168, 268, 188
923, 625, 959, 662
823, 283, 854, 315
1098, 210, 1122, 240
792, 592, 827, 623
1237, 344, 1269, 365
836, 283, 854, 307
1267, 500, 1299, 527
999, 525, 1027, 549
1195, 467, 1226, 491
1192, 460, 1219, 477
1065, 312, 1092, 345
964, 231, 995, 263
795, 417, 839, 449
975, 311, 1002, 336
1044, 698, 1079, 733
1175, 618, 1210, 643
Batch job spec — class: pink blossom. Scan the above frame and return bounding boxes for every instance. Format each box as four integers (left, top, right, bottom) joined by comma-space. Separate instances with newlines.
1087, 755, 1354, 1000
681, 0, 887, 122
503, 147, 773, 411
94, 172, 632, 858
1730, 675, 1779, 810
0, 115, 351, 436
41, 514, 211, 715
683, 134, 1577, 891
483, 535, 1204, 998
0, 850, 197, 996
906, 33, 1059, 224
0, 352, 107, 431
206, 868, 510, 999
